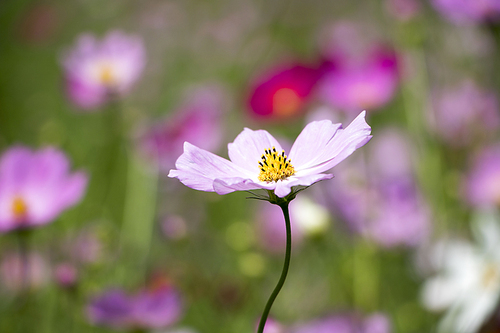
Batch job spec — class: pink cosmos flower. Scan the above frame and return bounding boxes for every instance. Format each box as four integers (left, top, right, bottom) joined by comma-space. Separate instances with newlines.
247, 63, 324, 120
168, 111, 371, 198
319, 47, 398, 114
0, 146, 88, 232
62, 30, 146, 110
140, 85, 225, 172
431, 0, 500, 25
318, 23, 399, 114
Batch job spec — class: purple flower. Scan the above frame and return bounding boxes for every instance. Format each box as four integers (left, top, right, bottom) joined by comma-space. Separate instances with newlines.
0, 146, 88, 232
140, 85, 225, 172
168, 111, 371, 198
466, 145, 500, 207
291, 313, 391, 333
325, 129, 430, 247
431, 0, 500, 25
88, 290, 134, 329
87, 285, 183, 330
247, 63, 324, 120
62, 31, 146, 110
430, 81, 500, 147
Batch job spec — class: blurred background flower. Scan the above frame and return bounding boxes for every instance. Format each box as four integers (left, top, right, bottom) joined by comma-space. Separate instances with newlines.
62, 31, 146, 110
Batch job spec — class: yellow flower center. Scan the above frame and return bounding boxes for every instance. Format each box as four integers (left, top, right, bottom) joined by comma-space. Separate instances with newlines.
482, 263, 500, 290
258, 147, 295, 182
11, 197, 28, 220
99, 65, 116, 86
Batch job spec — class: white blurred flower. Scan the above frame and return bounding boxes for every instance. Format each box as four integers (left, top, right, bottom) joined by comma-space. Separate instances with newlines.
291, 196, 330, 236
421, 208, 500, 333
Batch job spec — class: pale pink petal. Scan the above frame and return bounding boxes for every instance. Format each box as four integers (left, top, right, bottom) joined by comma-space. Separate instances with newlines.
213, 177, 275, 195
291, 111, 371, 176
28, 171, 88, 225
228, 128, 283, 174
0, 146, 33, 193
288, 120, 342, 169
274, 174, 333, 197
168, 142, 252, 192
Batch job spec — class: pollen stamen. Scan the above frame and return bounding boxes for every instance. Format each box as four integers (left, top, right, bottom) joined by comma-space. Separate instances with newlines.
258, 146, 295, 182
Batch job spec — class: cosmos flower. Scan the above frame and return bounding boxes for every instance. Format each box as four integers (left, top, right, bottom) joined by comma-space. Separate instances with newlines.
317, 22, 399, 115
62, 30, 146, 110
140, 85, 225, 172
466, 145, 500, 207
168, 111, 371, 198
421, 208, 500, 333
247, 63, 324, 120
0, 146, 88, 233
87, 284, 183, 330
430, 0, 500, 25
319, 47, 398, 114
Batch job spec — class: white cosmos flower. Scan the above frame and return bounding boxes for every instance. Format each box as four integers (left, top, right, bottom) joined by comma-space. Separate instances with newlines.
421, 208, 500, 333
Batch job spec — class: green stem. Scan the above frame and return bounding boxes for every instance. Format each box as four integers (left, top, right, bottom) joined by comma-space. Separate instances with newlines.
257, 202, 291, 333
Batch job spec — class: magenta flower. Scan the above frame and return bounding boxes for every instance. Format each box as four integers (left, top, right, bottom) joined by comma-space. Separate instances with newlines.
88, 285, 183, 330
0, 146, 87, 233
319, 47, 398, 114
247, 63, 324, 120
169, 111, 371, 198
62, 30, 146, 110
466, 145, 500, 207
429, 81, 500, 147
431, 0, 500, 25
140, 85, 225, 172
